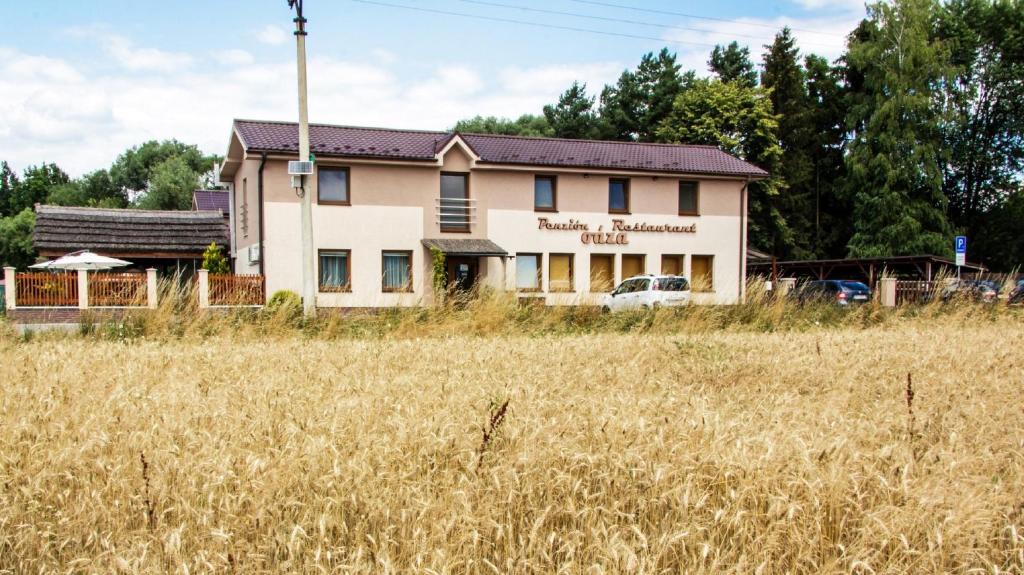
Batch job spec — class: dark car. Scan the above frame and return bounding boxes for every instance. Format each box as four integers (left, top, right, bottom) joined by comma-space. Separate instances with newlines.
1007, 280, 1024, 305
791, 280, 872, 305
940, 279, 1000, 303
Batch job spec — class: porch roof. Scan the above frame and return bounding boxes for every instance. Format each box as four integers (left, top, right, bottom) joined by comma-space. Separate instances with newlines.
421, 238, 508, 257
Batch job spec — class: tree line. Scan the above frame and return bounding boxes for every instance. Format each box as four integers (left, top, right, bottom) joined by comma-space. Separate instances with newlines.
455, 0, 1024, 270
0, 141, 220, 268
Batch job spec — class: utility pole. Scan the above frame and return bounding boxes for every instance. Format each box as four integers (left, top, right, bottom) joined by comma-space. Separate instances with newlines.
288, 0, 316, 318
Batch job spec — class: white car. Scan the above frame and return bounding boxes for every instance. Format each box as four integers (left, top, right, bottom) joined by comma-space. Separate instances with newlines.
601, 274, 692, 312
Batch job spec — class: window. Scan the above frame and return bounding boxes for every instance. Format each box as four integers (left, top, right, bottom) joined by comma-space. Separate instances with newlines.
318, 250, 351, 292
622, 254, 645, 279
382, 251, 412, 292
691, 255, 714, 292
515, 253, 541, 292
318, 167, 350, 205
678, 181, 699, 215
549, 254, 574, 292
241, 178, 249, 238
609, 178, 630, 213
656, 277, 690, 292
589, 254, 615, 292
661, 254, 685, 276
534, 175, 556, 211
440, 172, 469, 232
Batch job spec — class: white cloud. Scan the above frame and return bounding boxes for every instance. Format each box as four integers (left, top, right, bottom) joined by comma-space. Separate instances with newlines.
0, 41, 626, 176
663, 13, 862, 76
256, 24, 290, 46
213, 49, 255, 66
101, 35, 193, 72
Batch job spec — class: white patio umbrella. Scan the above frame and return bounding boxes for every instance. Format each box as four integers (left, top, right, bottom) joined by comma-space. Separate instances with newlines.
30, 250, 132, 271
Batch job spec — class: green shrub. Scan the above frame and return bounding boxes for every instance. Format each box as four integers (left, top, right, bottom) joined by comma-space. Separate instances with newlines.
266, 290, 302, 324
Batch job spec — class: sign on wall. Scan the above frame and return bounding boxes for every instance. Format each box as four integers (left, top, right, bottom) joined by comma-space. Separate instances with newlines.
537, 217, 697, 246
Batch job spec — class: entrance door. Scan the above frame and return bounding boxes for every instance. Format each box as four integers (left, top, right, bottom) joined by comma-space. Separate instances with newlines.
446, 257, 479, 293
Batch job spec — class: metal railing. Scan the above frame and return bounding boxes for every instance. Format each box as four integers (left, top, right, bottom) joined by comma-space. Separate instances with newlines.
435, 197, 476, 231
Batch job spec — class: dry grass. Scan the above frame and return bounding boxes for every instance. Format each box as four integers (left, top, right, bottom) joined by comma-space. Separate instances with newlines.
0, 304, 1022, 573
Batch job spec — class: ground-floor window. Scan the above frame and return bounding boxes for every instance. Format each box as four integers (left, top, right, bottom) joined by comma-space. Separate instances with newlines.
661, 254, 684, 276
691, 255, 714, 291
382, 250, 413, 292
622, 254, 645, 279
549, 253, 574, 292
589, 254, 614, 292
319, 249, 351, 292
516, 253, 541, 292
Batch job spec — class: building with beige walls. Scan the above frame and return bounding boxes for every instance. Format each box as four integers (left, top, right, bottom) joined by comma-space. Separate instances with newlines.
219, 119, 766, 307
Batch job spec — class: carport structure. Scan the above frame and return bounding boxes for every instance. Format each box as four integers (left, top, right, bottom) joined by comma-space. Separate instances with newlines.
747, 254, 987, 288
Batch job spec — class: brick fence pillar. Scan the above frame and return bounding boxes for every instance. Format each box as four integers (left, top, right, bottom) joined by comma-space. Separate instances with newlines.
3, 267, 14, 310
146, 268, 158, 309
77, 269, 89, 309
879, 277, 897, 307
197, 269, 210, 309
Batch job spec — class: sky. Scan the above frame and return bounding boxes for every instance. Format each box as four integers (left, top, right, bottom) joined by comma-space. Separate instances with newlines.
0, 0, 867, 177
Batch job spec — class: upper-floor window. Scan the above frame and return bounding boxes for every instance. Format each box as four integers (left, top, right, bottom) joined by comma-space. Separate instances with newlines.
534, 175, 556, 211
679, 181, 699, 215
440, 172, 470, 232
318, 167, 350, 205
609, 178, 630, 214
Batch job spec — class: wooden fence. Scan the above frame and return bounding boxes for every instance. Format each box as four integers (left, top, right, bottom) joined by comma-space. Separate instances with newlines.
896, 280, 938, 305
15, 272, 78, 307
88, 272, 147, 307
208, 274, 265, 306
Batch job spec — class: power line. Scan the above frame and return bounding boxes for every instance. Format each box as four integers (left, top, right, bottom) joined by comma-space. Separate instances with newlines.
564, 0, 844, 37
452, 0, 840, 49
349, 0, 726, 48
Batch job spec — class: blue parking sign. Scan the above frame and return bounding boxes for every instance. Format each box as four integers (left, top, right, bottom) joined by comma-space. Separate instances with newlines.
955, 236, 967, 254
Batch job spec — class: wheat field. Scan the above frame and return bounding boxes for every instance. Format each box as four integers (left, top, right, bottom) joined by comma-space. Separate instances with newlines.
0, 309, 1022, 573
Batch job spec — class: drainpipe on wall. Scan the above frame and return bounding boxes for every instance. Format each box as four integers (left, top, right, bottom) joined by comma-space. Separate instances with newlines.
739, 176, 750, 303
258, 152, 267, 277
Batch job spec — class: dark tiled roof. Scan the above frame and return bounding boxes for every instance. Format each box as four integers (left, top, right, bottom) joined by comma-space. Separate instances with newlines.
233, 119, 767, 177
192, 189, 230, 216
34, 205, 229, 257
421, 238, 508, 256
235, 120, 448, 161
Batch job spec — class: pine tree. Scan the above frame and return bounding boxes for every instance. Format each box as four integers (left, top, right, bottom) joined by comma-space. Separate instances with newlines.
761, 28, 816, 259
0, 161, 19, 218
709, 42, 758, 87
598, 48, 689, 142
542, 82, 600, 139
844, 0, 952, 257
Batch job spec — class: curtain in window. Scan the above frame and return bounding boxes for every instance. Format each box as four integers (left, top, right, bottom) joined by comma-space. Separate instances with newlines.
691, 255, 713, 291
590, 255, 614, 292
661, 255, 683, 276
319, 252, 348, 289
516, 254, 540, 290
383, 252, 410, 290
622, 254, 645, 279
549, 254, 572, 292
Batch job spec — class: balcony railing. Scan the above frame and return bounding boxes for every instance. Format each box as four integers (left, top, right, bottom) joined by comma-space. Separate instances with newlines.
435, 197, 476, 232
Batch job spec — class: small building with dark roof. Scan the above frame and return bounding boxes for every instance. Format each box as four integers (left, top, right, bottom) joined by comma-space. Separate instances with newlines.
219, 119, 767, 307
33, 205, 229, 273
192, 189, 231, 219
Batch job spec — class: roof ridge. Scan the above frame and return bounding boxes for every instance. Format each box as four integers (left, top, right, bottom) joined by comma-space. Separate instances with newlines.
37, 205, 225, 218
233, 118, 449, 136
451, 132, 722, 149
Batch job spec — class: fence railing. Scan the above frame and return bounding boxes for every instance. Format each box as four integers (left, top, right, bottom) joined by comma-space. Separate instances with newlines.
896, 280, 938, 305
88, 272, 147, 307
15, 272, 79, 307
208, 274, 265, 306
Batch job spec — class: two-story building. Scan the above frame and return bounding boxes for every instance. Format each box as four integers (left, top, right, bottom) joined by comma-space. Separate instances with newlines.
219, 119, 766, 307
